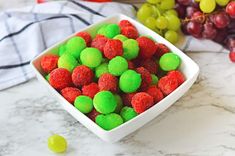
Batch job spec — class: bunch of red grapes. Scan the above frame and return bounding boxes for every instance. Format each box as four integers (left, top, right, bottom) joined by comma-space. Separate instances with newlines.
175, 0, 235, 62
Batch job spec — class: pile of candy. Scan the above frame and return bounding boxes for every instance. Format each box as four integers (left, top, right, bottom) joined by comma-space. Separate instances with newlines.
40, 20, 185, 131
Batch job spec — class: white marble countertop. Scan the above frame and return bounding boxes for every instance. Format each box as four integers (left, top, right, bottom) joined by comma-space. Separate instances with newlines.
1, 52, 235, 156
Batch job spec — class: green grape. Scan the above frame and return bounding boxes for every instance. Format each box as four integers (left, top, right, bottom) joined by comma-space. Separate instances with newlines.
48, 134, 67, 153
151, 5, 160, 18
160, 0, 175, 10
156, 16, 168, 29
154, 28, 163, 36
199, 0, 216, 13
164, 30, 179, 44
147, 0, 161, 4
145, 17, 157, 29
165, 14, 181, 31
215, 0, 229, 6
137, 3, 154, 23
164, 9, 178, 16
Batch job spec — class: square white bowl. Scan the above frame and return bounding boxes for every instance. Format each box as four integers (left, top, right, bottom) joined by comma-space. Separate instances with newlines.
31, 14, 199, 143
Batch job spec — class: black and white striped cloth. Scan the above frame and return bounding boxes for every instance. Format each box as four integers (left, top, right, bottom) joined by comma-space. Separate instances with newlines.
0, 0, 228, 90
0, 0, 136, 90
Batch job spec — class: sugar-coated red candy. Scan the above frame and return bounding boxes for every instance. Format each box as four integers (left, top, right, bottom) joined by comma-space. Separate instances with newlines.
167, 70, 185, 85
127, 61, 135, 69
119, 20, 135, 28
76, 32, 92, 46
146, 85, 164, 103
136, 67, 152, 91
98, 73, 118, 92
82, 82, 99, 98
49, 68, 72, 90
131, 92, 154, 114
87, 108, 100, 122
158, 76, 179, 95
155, 43, 170, 58
72, 65, 94, 87
121, 92, 136, 107
40, 55, 59, 73
91, 35, 109, 53
61, 87, 81, 104
136, 36, 156, 59
103, 39, 123, 59
121, 26, 139, 39
140, 59, 158, 74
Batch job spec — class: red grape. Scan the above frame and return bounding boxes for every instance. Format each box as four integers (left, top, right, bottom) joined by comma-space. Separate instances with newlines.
186, 21, 203, 38
227, 37, 235, 51
229, 51, 235, 62
192, 11, 205, 23
186, 6, 199, 17
177, 0, 191, 6
226, 1, 235, 18
175, 4, 186, 18
202, 22, 217, 39
213, 12, 230, 29
213, 29, 228, 44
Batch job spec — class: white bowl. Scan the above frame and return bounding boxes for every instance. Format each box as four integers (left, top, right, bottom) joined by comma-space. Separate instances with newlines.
31, 14, 199, 143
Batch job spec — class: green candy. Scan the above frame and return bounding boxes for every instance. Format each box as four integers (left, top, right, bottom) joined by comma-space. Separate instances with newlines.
98, 24, 120, 38
120, 106, 137, 122
159, 53, 181, 71
59, 44, 66, 56
66, 36, 86, 59
97, 24, 109, 35
95, 113, 123, 130
123, 39, 139, 60
74, 95, 93, 114
80, 48, 102, 68
58, 53, 78, 72
151, 74, 159, 85
108, 56, 128, 76
93, 91, 117, 114
119, 70, 142, 93
45, 74, 50, 82
114, 94, 123, 113
113, 34, 128, 42
95, 63, 109, 78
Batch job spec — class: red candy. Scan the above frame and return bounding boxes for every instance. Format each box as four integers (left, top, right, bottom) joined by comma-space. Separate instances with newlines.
49, 68, 72, 90
136, 36, 156, 59
131, 92, 154, 114
121, 92, 136, 107
155, 43, 170, 58
229, 51, 235, 62
40, 55, 59, 73
87, 109, 100, 122
119, 20, 135, 28
127, 61, 135, 69
136, 67, 152, 91
158, 76, 179, 95
98, 73, 118, 92
146, 86, 164, 103
91, 35, 109, 53
103, 39, 123, 59
82, 82, 99, 98
76, 32, 92, 46
140, 59, 158, 74
61, 87, 81, 104
72, 65, 94, 87
167, 70, 185, 85
121, 26, 139, 39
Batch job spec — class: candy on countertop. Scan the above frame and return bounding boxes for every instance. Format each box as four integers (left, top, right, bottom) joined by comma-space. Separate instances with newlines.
93, 91, 117, 114
120, 106, 137, 122
48, 134, 67, 153
159, 53, 181, 71
123, 39, 139, 60
74, 95, 93, 114
119, 70, 142, 93
49, 68, 72, 90
108, 56, 128, 76
98, 73, 118, 92
103, 39, 123, 59
131, 92, 154, 114
82, 82, 99, 99
58, 53, 78, 72
61, 87, 82, 104
72, 65, 94, 87
41, 55, 59, 73
66, 36, 86, 59
95, 113, 123, 130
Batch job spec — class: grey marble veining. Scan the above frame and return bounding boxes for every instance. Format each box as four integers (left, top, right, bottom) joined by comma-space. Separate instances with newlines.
1, 52, 235, 156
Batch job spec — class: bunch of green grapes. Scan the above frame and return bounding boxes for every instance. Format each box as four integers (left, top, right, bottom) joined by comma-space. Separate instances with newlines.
137, 0, 181, 44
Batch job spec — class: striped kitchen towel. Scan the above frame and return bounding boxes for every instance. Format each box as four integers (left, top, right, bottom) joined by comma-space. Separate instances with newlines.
0, 0, 229, 90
